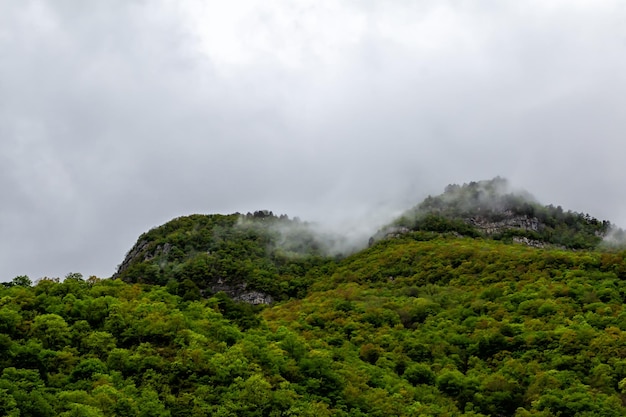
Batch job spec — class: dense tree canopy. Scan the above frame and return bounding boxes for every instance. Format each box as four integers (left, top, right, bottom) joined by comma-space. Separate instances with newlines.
4, 181, 626, 415
2, 233, 626, 415
115, 212, 337, 301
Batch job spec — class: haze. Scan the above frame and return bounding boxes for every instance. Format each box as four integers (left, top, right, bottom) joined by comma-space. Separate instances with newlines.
2, 1, 625, 280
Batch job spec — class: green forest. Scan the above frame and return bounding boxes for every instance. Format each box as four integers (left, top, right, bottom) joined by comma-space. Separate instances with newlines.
2, 180, 626, 416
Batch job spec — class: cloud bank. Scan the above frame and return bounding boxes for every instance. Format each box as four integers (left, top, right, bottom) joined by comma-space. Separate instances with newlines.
1, 0, 625, 279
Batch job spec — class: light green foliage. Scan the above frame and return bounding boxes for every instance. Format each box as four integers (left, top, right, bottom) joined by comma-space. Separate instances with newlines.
3, 205, 626, 415
264, 236, 626, 415
31, 313, 71, 349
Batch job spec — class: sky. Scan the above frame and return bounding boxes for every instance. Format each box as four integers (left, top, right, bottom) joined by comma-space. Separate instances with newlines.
1, 0, 626, 280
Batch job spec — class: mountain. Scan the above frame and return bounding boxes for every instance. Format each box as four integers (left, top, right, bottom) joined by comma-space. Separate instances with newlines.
3, 179, 626, 416
376, 177, 615, 250
114, 211, 337, 304
115, 178, 623, 306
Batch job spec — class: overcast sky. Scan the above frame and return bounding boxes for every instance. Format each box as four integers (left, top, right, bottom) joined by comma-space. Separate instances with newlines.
1, 0, 625, 280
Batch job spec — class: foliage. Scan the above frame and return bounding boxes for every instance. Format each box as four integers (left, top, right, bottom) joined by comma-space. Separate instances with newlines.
5, 181, 626, 415
3, 234, 626, 415
389, 178, 614, 249
115, 212, 335, 301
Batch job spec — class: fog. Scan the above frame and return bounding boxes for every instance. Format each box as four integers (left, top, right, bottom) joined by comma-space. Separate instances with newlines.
1, 1, 625, 280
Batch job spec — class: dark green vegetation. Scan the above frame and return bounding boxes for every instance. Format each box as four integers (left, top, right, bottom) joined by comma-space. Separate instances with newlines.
115, 211, 336, 301
3, 180, 626, 416
388, 178, 615, 249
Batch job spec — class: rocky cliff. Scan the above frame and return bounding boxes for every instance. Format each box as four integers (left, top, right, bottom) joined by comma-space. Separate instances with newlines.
114, 212, 331, 304
468, 212, 540, 235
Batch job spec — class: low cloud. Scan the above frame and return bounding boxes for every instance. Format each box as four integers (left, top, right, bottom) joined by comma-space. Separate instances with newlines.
1, 1, 625, 280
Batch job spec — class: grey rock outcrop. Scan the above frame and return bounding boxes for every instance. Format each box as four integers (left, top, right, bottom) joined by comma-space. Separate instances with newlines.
114, 240, 149, 278
209, 280, 273, 305
468, 213, 541, 235
234, 291, 274, 305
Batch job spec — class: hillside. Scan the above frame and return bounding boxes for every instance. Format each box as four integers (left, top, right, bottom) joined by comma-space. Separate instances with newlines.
378, 177, 615, 250
115, 178, 623, 307
2, 180, 626, 416
114, 211, 337, 303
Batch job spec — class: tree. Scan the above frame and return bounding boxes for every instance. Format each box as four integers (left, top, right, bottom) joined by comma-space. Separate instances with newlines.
59, 403, 106, 417
31, 314, 71, 350
11, 275, 31, 287
137, 388, 170, 417
404, 363, 435, 386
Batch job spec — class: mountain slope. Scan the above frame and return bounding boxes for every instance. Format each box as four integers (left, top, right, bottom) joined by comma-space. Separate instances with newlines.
114, 211, 336, 303
3, 234, 626, 415
2, 177, 626, 415
115, 178, 623, 308
263, 235, 626, 415
377, 177, 614, 250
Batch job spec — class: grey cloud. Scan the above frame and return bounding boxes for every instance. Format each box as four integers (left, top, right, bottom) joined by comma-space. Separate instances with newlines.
1, 1, 625, 280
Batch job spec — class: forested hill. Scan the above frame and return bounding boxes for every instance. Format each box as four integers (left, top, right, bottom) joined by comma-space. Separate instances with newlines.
3, 235, 626, 415
3, 180, 626, 415
379, 177, 618, 250
115, 178, 625, 307
114, 211, 338, 303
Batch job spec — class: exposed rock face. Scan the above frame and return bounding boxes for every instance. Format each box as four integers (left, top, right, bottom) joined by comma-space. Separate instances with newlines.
234, 291, 274, 305
372, 212, 554, 249
114, 240, 149, 278
383, 226, 411, 239
208, 280, 274, 305
468, 213, 541, 235
116, 239, 274, 305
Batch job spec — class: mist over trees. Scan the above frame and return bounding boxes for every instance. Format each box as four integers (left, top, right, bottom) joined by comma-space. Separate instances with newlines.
2, 178, 626, 416
387, 178, 617, 250
114, 212, 338, 301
